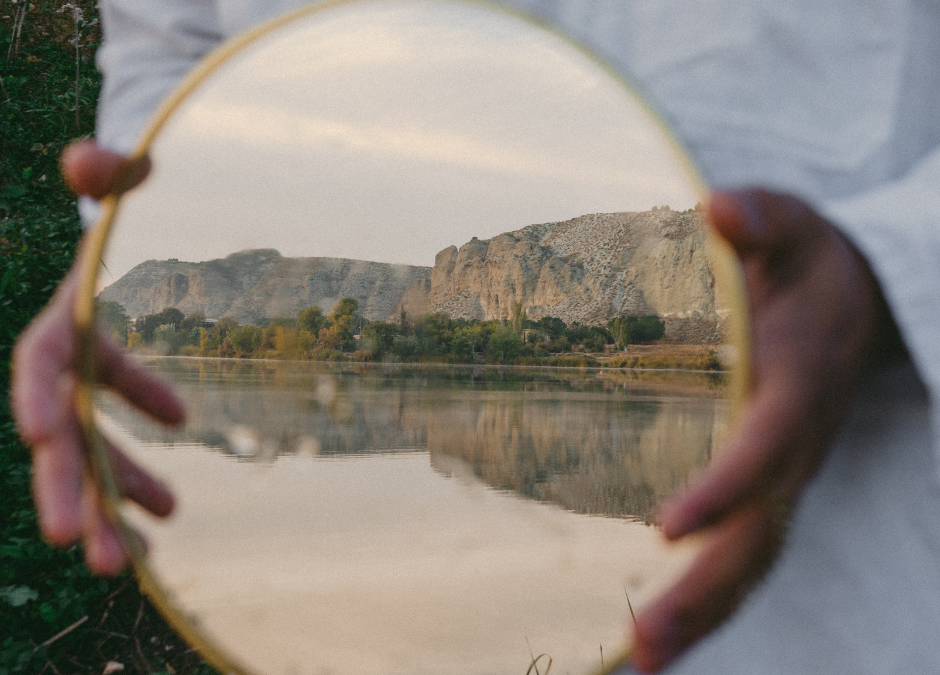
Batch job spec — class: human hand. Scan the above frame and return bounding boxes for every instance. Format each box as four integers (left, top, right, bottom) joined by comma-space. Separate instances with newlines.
630, 189, 907, 672
11, 140, 181, 575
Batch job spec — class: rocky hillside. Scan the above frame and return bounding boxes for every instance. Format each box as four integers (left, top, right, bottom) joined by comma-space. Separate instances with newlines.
98, 249, 430, 323
402, 208, 726, 343
100, 209, 727, 342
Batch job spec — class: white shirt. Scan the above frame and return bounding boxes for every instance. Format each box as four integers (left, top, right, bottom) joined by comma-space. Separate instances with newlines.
91, 2, 940, 672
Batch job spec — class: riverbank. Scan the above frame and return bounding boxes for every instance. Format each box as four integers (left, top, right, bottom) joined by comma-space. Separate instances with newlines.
597, 344, 726, 371
129, 342, 727, 373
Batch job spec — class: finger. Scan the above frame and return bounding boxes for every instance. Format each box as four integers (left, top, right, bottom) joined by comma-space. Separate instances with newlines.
105, 438, 175, 518
657, 382, 803, 539
11, 288, 79, 445
95, 332, 186, 427
632, 502, 783, 673
13, 277, 84, 545
61, 139, 151, 199
708, 189, 823, 256
30, 408, 84, 546
80, 475, 129, 576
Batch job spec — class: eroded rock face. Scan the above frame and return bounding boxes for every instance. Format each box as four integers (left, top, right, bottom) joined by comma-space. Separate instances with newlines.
100, 209, 726, 342
403, 209, 726, 342
99, 249, 431, 323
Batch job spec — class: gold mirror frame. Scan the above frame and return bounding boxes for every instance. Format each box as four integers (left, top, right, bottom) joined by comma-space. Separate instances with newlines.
74, 2, 751, 673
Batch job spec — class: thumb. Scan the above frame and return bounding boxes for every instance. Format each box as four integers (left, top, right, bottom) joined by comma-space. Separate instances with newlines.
61, 139, 150, 199
708, 189, 821, 256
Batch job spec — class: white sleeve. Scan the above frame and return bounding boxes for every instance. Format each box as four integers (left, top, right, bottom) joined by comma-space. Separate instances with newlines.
95, 0, 225, 156
78, 0, 225, 225
820, 147, 940, 439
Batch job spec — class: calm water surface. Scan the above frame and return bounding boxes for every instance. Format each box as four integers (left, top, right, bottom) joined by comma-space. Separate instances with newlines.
97, 359, 729, 675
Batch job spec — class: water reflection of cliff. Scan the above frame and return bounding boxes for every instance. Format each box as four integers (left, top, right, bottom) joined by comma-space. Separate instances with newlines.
425, 395, 725, 524
99, 359, 728, 523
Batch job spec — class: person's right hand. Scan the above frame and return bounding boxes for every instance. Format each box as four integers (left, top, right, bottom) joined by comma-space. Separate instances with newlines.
630, 189, 907, 672
11, 140, 183, 575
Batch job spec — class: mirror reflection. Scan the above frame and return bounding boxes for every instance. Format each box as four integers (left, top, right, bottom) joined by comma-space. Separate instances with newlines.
89, 2, 735, 674
96, 362, 720, 675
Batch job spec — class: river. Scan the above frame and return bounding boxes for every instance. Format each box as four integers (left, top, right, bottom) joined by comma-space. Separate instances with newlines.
96, 358, 729, 675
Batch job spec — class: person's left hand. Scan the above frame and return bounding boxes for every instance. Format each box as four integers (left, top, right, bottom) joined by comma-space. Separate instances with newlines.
630, 189, 907, 672
11, 140, 181, 575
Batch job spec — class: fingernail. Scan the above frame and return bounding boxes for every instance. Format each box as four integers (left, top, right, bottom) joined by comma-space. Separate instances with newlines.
40, 510, 79, 547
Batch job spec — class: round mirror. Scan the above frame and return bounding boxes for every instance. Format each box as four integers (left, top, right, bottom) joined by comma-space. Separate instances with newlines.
76, 2, 747, 674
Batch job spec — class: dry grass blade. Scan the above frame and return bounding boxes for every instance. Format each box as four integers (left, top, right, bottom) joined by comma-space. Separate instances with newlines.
134, 637, 152, 675
524, 637, 554, 675
526, 653, 552, 675
624, 588, 637, 626
36, 616, 89, 651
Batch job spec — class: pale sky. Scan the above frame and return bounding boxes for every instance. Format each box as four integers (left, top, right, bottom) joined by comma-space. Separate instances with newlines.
103, 0, 701, 282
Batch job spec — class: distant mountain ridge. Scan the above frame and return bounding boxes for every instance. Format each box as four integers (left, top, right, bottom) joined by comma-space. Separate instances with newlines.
99, 249, 430, 323
99, 209, 728, 342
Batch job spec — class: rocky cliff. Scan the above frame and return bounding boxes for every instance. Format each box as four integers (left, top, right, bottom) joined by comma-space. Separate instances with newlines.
403, 209, 726, 343
98, 249, 430, 323
100, 209, 726, 342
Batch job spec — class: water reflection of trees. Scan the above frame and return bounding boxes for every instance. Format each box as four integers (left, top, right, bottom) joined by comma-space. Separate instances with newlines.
98, 359, 728, 523
423, 396, 722, 524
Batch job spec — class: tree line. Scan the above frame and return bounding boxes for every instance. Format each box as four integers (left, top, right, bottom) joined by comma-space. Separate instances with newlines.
96, 298, 665, 365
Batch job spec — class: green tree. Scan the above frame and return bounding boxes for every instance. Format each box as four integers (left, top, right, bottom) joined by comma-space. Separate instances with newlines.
127, 332, 144, 350
297, 305, 326, 334
327, 297, 360, 345
153, 324, 179, 354
584, 334, 607, 352
229, 325, 263, 357
450, 325, 480, 361
216, 316, 239, 336
158, 306, 185, 329
361, 321, 399, 352
134, 313, 161, 342
134, 307, 185, 342
510, 301, 527, 334
486, 324, 524, 364
535, 316, 567, 339
199, 327, 219, 355
317, 326, 342, 351
610, 314, 665, 347
398, 307, 410, 335
392, 334, 419, 360
413, 313, 451, 356
96, 300, 130, 342
180, 311, 206, 332
552, 335, 571, 353
329, 297, 359, 321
